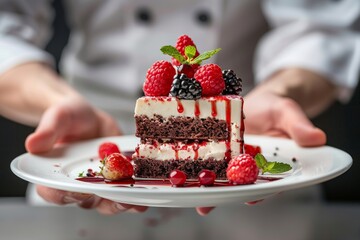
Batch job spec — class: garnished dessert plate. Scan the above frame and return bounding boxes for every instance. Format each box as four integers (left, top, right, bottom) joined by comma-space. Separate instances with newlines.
11, 135, 352, 207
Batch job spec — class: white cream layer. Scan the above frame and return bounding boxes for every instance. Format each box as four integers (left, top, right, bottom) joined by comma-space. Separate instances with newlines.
134, 96, 243, 120
134, 140, 242, 161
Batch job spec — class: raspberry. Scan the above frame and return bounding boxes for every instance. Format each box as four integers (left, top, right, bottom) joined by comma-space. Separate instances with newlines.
98, 142, 121, 160
102, 153, 134, 180
170, 73, 202, 100
176, 64, 199, 78
226, 154, 259, 185
194, 64, 225, 96
244, 144, 262, 158
143, 60, 176, 96
172, 35, 200, 66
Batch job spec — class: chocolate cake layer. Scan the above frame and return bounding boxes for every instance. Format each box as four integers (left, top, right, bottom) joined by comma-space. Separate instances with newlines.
133, 158, 228, 179
135, 114, 228, 140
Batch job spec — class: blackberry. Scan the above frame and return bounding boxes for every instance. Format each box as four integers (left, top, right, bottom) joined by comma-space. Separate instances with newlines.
170, 74, 202, 100
222, 69, 242, 95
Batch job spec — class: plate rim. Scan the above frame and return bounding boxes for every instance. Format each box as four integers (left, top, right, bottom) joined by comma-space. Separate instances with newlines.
10, 135, 353, 198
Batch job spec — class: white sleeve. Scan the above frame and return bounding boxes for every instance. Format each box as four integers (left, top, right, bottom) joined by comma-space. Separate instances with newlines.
256, 0, 360, 102
0, 0, 54, 74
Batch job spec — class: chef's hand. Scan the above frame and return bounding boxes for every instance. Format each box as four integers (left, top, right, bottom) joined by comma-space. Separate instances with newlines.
25, 95, 150, 214
0, 62, 143, 214
244, 68, 337, 146
25, 96, 121, 152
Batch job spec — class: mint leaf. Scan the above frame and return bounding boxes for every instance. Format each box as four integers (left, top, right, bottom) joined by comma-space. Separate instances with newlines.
78, 171, 84, 177
263, 162, 275, 173
185, 45, 196, 59
160, 45, 187, 64
190, 48, 221, 64
255, 153, 292, 174
255, 153, 267, 169
265, 162, 292, 174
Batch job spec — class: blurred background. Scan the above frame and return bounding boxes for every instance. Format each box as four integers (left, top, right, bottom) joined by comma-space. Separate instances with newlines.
1, 0, 359, 202
1, 0, 360, 239
0, 0, 69, 197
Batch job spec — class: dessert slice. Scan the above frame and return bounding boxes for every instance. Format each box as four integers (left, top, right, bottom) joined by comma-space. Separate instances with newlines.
133, 96, 244, 179
132, 34, 244, 180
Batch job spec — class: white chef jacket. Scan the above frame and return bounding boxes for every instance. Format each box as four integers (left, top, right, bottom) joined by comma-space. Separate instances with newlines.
1, 0, 360, 134
1, 1, 356, 239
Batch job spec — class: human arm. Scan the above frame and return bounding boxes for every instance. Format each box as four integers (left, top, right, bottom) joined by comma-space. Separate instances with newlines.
245, 68, 335, 146
245, 0, 360, 146
0, 62, 142, 214
257, 0, 360, 103
0, 1, 140, 213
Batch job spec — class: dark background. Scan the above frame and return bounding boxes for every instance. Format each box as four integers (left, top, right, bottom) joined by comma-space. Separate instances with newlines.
1, 0, 359, 201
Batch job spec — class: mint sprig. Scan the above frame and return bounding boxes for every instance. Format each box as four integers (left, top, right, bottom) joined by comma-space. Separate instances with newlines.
160, 45, 221, 65
255, 154, 292, 174
160, 46, 187, 64
185, 45, 196, 59
190, 48, 221, 64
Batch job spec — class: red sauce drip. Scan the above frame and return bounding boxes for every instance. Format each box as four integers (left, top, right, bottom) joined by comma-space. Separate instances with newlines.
175, 150, 179, 160
152, 140, 158, 148
240, 97, 245, 154
193, 143, 199, 160
211, 100, 217, 117
76, 176, 283, 187
174, 144, 179, 160
225, 141, 231, 161
194, 100, 200, 117
76, 177, 104, 182
134, 147, 139, 157
176, 99, 184, 113
225, 98, 232, 161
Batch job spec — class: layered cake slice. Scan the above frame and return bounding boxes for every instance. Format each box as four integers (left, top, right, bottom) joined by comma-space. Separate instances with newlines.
132, 35, 244, 180
133, 95, 244, 179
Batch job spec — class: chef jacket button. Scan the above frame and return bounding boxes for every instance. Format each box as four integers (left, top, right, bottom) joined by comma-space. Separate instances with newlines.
135, 7, 153, 24
195, 10, 212, 25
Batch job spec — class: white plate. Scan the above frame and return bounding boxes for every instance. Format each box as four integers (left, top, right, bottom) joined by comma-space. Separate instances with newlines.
11, 135, 352, 207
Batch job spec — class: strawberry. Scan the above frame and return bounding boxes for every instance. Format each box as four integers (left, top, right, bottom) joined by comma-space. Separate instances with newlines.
98, 142, 121, 160
194, 64, 225, 96
244, 144, 262, 158
102, 153, 134, 180
143, 60, 176, 96
226, 154, 259, 185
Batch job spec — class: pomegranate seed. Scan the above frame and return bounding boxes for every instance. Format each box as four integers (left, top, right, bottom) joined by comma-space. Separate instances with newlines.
198, 170, 216, 186
169, 170, 187, 187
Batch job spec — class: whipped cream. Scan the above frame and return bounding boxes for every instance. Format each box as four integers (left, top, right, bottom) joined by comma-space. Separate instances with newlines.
134, 140, 242, 161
